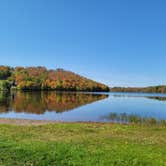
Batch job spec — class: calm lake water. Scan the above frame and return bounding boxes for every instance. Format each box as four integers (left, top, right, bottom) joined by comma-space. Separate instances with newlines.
0, 91, 166, 123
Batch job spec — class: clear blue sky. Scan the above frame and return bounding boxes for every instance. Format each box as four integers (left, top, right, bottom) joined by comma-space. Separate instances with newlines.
0, 0, 166, 87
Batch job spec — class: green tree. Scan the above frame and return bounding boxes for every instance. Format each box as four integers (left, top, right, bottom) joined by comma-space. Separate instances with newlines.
0, 80, 11, 91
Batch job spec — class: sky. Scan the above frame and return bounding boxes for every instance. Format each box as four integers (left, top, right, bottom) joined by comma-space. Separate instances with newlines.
0, 0, 166, 87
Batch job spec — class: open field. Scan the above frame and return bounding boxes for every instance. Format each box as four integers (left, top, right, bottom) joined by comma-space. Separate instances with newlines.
0, 120, 166, 165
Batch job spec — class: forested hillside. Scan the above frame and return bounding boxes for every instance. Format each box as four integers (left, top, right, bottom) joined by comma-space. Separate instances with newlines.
0, 66, 109, 92
110, 86, 166, 93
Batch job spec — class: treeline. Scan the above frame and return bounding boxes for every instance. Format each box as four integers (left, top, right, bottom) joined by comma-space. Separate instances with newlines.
110, 86, 166, 94
0, 66, 109, 92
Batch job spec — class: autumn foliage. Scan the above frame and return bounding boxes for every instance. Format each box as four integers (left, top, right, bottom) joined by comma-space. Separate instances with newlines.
0, 66, 109, 92
110, 86, 166, 93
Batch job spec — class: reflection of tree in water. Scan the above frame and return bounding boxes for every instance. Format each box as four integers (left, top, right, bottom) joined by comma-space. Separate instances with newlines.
0, 92, 108, 114
102, 112, 166, 125
146, 96, 166, 101
112, 94, 166, 102
0, 92, 11, 112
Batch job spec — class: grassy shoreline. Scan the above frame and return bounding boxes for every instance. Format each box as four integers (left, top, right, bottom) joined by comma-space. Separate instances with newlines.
0, 119, 166, 165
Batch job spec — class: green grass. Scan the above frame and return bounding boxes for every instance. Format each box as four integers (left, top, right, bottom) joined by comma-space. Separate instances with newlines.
0, 123, 166, 166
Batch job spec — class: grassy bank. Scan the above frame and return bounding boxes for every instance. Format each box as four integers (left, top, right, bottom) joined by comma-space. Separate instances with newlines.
0, 122, 166, 166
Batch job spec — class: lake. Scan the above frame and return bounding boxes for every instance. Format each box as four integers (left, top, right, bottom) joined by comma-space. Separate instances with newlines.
0, 91, 166, 123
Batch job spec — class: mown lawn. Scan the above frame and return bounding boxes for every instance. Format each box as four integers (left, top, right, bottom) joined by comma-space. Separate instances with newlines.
0, 123, 166, 166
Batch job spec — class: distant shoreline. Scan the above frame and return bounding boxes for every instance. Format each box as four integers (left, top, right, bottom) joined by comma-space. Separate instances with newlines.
110, 85, 166, 94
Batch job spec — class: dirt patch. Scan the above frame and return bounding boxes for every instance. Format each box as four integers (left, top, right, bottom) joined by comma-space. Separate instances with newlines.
0, 118, 118, 126
0, 118, 58, 126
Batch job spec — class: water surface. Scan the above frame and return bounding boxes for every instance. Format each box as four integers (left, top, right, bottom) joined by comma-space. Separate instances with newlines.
0, 91, 166, 123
